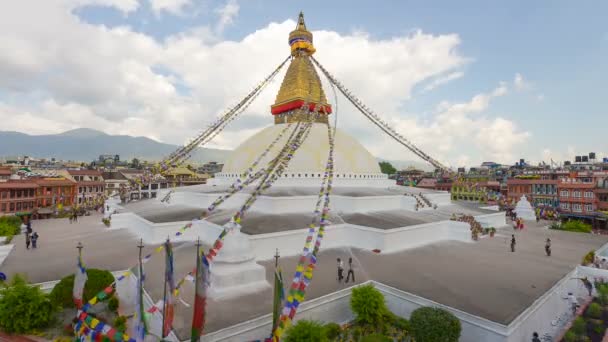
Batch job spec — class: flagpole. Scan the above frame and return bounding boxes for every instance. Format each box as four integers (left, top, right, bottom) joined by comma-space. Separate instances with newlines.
137, 238, 146, 340
193, 237, 201, 342
161, 237, 169, 340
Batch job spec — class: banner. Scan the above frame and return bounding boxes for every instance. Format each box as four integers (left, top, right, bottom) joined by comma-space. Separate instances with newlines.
134, 260, 147, 341
272, 266, 285, 333
73, 252, 87, 308
162, 240, 176, 338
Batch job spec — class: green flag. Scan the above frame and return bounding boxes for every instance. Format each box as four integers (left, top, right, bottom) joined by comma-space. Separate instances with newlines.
272, 266, 285, 333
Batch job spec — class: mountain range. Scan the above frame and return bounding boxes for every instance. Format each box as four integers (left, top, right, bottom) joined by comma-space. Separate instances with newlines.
0, 128, 432, 170
0, 128, 228, 164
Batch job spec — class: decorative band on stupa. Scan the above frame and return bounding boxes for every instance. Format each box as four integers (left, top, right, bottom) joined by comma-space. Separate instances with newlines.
271, 12, 332, 124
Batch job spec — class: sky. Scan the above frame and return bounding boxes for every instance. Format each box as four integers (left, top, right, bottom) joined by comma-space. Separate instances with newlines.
0, 0, 606, 168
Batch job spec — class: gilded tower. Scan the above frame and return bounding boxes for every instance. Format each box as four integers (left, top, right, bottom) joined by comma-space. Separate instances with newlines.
271, 12, 332, 124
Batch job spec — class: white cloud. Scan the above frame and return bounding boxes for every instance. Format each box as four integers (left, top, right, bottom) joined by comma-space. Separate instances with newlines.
214, 0, 239, 32
79, 0, 140, 13
514, 72, 530, 91
149, 0, 191, 16
422, 71, 464, 92
423, 71, 464, 92
0, 2, 529, 166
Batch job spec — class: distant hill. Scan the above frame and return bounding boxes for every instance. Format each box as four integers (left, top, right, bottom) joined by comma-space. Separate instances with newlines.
0, 128, 229, 164
0, 128, 433, 170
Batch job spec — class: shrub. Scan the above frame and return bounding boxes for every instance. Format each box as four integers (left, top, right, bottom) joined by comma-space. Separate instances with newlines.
393, 317, 410, 332
113, 316, 127, 333
588, 302, 602, 318
562, 220, 593, 233
549, 222, 561, 230
598, 284, 608, 306
351, 284, 390, 326
283, 320, 328, 342
583, 250, 596, 266
593, 319, 604, 334
564, 330, 576, 342
102, 218, 111, 227
352, 326, 362, 341
410, 307, 461, 342
0, 215, 22, 237
49, 269, 114, 308
360, 333, 392, 342
572, 317, 586, 336
0, 274, 56, 334
108, 295, 119, 313
323, 322, 341, 340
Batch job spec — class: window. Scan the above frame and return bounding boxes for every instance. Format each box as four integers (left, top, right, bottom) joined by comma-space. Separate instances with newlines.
560, 202, 570, 210
0, 203, 5, 212
9, 203, 14, 211
29, 189, 34, 197
572, 203, 582, 212
16, 202, 21, 211
0, 192, 6, 199
560, 190, 569, 197
573, 191, 582, 198
584, 191, 594, 199
585, 204, 594, 212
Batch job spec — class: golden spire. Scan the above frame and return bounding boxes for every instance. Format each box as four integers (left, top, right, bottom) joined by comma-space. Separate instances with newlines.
271, 12, 331, 124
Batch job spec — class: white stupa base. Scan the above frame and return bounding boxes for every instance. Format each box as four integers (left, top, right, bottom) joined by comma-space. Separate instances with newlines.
207, 221, 271, 300
514, 195, 537, 221
208, 261, 270, 300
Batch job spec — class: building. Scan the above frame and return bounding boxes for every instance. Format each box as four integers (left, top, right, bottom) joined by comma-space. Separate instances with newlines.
557, 177, 597, 221
120, 169, 168, 200
32, 177, 77, 217
0, 167, 12, 180
198, 162, 224, 175
67, 170, 106, 206
530, 179, 559, 208
0, 181, 38, 216
163, 167, 209, 187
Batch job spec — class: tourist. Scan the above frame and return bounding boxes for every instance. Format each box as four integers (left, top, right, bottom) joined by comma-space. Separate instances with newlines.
582, 277, 593, 297
532, 332, 541, 342
545, 238, 551, 256
511, 234, 516, 252
25, 232, 31, 250
69, 213, 73, 224
337, 258, 344, 283
345, 257, 355, 283
31, 232, 39, 249
568, 292, 578, 315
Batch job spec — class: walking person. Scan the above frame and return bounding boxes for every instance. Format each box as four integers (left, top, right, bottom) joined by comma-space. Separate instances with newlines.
25, 232, 31, 250
545, 238, 551, 256
31, 232, 39, 249
511, 234, 516, 252
568, 292, 578, 315
337, 258, 344, 283
582, 277, 593, 297
532, 332, 541, 342
345, 257, 355, 283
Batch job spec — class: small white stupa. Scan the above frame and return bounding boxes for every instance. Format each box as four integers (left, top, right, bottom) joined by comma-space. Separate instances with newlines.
514, 195, 536, 221
207, 222, 270, 300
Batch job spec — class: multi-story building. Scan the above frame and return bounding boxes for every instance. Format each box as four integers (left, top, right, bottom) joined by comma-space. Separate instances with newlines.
198, 162, 224, 176
67, 170, 105, 206
506, 179, 533, 204
0, 181, 38, 216
102, 170, 130, 198
557, 177, 597, 219
0, 167, 12, 181
164, 167, 209, 187
119, 169, 168, 200
32, 177, 77, 217
531, 180, 559, 208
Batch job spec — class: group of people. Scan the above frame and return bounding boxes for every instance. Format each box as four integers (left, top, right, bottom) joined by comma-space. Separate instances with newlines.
509, 234, 551, 256
513, 217, 525, 230
21, 221, 40, 250
337, 257, 355, 284
68, 211, 79, 223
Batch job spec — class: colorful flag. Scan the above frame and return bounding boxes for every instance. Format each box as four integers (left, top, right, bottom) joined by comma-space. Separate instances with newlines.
162, 240, 176, 338
134, 260, 147, 341
73, 253, 88, 308
272, 266, 285, 334
191, 250, 210, 341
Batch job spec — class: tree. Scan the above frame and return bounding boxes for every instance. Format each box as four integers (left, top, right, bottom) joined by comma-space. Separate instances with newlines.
410, 307, 461, 342
350, 284, 390, 326
379, 161, 396, 175
49, 269, 114, 308
131, 158, 140, 169
0, 274, 56, 334
284, 320, 328, 342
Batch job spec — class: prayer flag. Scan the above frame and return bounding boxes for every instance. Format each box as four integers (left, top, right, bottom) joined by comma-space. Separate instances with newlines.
272, 266, 285, 334
133, 260, 147, 341
162, 240, 176, 338
191, 250, 210, 341
73, 253, 88, 308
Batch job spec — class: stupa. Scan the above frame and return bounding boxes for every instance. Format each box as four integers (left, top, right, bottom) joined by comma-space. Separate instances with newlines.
211, 12, 391, 188
514, 195, 536, 221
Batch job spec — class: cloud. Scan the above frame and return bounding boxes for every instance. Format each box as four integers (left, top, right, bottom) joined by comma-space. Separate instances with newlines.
82, 0, 140, 13
514, 72, 530, 91
422, 71, 464, 92
149, 0, 191, 16
537, 94, 545, 101
214, 0, 239, 32
0, 1, 528, 166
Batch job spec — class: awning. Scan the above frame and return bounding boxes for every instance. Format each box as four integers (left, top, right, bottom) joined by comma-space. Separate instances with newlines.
15, 211, 32, 217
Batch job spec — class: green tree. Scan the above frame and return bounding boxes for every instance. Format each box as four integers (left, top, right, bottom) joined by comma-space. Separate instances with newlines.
409, 307, 461, 342
0, 274, 56, 334
350, 284, 390, 326
49, 269, 114, 308
284, 320, 328, 342
360, 334, 392, 342
131, 158, 140, 169
379, 161, 397, 175
0, 215, 22, 237
323, 322, 341, 340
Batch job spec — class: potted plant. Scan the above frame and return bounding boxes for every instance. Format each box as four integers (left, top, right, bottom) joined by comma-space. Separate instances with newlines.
489, 227, 496, 237
483, 228, 490, 235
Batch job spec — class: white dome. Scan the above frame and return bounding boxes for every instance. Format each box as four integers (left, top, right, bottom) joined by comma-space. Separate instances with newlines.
222, 123, 381, 176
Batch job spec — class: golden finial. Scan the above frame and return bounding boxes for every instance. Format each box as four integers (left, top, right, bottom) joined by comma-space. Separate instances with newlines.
296, 11, 307, 31
289, 12, 315, 56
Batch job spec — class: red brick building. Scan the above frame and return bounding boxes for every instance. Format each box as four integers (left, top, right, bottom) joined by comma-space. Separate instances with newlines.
0, 167, 12, 181
0, 181, 38, 215
558, 177, 597, 217
32, 178, 77, 216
